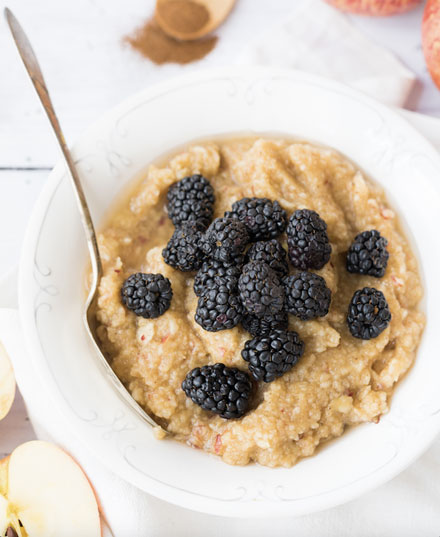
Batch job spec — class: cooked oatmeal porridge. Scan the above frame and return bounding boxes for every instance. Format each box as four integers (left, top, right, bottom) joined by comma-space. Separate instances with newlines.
95, 137, 424, 468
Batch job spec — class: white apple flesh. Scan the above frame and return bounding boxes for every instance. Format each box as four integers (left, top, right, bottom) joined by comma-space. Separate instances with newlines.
0, 342, 15, 420
0, 441, 101, 537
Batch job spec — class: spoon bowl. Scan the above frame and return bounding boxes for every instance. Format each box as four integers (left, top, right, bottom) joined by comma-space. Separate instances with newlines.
155, 0, 236, 41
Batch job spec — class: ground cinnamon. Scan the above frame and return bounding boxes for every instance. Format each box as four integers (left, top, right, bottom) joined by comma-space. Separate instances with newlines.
157, 0, 210, 34
124, 1, 218, 66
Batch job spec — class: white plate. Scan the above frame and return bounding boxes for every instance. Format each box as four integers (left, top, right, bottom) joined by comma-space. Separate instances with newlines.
18, 67, 440, 518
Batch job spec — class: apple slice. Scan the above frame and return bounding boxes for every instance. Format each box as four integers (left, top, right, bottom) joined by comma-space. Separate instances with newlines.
0, 342, 15, 420
324, 0, 422, 15
0, 441, 101, 537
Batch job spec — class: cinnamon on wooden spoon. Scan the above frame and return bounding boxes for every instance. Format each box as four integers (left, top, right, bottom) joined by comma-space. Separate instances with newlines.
155, 0, 235, 41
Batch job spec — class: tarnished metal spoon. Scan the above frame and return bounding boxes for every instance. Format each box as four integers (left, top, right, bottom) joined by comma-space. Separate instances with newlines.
4, 8, 161, 431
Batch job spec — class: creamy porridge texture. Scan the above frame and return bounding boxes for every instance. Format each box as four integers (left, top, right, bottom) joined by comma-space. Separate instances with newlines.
95, 138, 424, 467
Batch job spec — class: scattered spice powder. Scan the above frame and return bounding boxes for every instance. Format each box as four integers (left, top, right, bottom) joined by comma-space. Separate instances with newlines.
157, 0, 210, 35
124, 10, 217, 66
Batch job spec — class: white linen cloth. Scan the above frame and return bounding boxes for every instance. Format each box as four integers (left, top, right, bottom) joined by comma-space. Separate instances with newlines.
238, 0, 416, 107
1, 2, 439, 535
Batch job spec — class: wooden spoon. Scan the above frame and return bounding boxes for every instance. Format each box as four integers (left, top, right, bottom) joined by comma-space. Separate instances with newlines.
155, 0, 236, 41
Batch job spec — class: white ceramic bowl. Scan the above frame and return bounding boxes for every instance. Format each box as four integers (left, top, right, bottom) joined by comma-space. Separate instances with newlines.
18, 67, 440, 518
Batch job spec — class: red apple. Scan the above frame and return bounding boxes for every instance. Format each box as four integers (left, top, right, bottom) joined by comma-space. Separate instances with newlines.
423, 0, 440, 89
325, 0, 422, 15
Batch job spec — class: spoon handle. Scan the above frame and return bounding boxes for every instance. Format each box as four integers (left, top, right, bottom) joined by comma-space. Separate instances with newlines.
4, 7, 102, 286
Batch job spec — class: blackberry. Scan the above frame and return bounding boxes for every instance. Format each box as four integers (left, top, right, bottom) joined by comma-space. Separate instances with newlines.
195, 284, 243, 332
162, 221, 205, 272
287, 209, 331, 270
347, 287, 391, 340
241, 310, 288, 337
200, 217, 250, 263
182, 363, 252, 419
284, 272, 331, 320
238, 261, 284, 317
193, 258, 242, 297
241, 330, 304, 383
225, 197, 287, 241
246, 239, 288, 279
166, 174, 215, 228
346, 230, 389, 278
121, 273, 172, 318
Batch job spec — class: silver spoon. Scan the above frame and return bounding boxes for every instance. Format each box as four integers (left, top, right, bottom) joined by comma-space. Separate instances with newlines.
5, 8, 161, 431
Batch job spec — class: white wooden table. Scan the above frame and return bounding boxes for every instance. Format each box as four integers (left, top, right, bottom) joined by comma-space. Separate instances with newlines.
0, 0, 438, 492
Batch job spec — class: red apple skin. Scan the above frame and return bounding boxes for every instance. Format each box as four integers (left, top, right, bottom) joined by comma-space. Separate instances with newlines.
423, 0, 440, 89
324, 0, 422, 16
